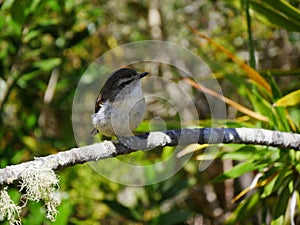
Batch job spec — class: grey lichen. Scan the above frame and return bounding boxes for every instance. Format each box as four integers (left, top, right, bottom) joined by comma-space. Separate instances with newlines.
0, 166, 61, 224
19, 165, 61, 221
0, 188, 22, 225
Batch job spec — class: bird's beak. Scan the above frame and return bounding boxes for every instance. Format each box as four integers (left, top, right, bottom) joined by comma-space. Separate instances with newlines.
139, 72, 149, 78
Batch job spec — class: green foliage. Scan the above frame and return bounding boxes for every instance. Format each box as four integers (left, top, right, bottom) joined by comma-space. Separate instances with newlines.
249, 0, 300, 32
197, 1, 300, 224
0, 0, 300, 224
101, 172, 194, 224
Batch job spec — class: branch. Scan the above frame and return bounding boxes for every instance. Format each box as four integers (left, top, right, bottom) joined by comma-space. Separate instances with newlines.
1, 128, 299, 186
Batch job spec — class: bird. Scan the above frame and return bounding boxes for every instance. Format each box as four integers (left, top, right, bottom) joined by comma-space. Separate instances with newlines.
91, 68, 149, 137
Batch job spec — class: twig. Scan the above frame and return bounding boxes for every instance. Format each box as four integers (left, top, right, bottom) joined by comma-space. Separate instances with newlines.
0, 128, 299, 186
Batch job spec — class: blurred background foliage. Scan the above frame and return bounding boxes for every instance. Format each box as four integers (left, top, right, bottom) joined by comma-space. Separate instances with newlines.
0, 0, 300, 224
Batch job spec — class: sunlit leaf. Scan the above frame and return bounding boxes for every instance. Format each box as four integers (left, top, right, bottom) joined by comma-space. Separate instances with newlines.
274, 89, 300, 107
23, 30, 41, 43
232, 172, 263, 203
272, 106, 291, 132
33, 58, 62, 71
261, 169, 292, 198
213, 160, 267, 183
245, 88, 277, 126
196, 154, 215, 161
28, 0, 43, 14
263, 0, 300, 22
233, 171, 278, 202
22, 136, 39, 150
219, 146, 264, 161
177, 144, 208, 158
188, 26, 271, 93
250, 0, 300, 32
1, 0, 16, 10
25, 114, 37, 129
184, 78, 269, 122
225, 192, 261, 225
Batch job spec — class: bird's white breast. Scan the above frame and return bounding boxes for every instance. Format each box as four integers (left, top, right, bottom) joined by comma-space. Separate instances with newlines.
92, 80, 146, 136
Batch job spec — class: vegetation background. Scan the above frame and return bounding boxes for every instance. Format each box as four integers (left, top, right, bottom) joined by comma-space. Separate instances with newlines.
0, 0, 300, 224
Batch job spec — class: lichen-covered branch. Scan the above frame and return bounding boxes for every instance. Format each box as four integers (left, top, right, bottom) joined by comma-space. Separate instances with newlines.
0, 128, 299, 186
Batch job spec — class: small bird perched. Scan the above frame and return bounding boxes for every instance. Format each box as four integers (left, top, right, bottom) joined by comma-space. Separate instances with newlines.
91, 68, 149, 137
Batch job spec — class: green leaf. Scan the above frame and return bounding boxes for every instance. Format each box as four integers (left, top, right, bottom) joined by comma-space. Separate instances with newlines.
25, 114, 37, 129
52, 201, 73, 225
23, 29, 41, 43
22, 202, 45, 225
213, 160, 267, 183
1, 0, 16, 10
263, 0, 300, 22
33, 58, 62, 71
250, 1, 300, 32
5, 16, 22, 36
11, 0, 26, 25
261, 168, 293, 198
154, 210, 193, 225
28, 0, 43, 15
219, 146, 264, 161
267, 72, 282, 101
271, 181, 291, 225
160, 174, 190, 201
246, 87, 273, 121
102, 200, 143, 221
272, 106, 290, 132
225, 192, 261, 225
246, 86, 290, 130
274, 89, 300, 107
